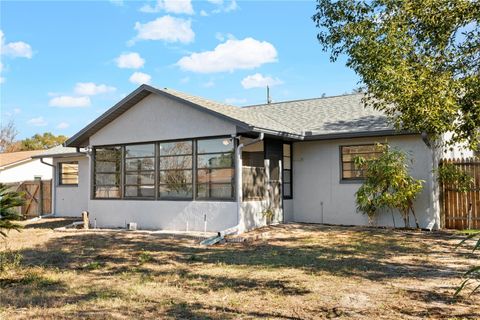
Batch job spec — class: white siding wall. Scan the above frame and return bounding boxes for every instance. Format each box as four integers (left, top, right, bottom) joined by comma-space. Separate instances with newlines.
292, 135, 438, 229
54, 156, 89, 217
86, 92, 239, 232
0, 158, 52, 183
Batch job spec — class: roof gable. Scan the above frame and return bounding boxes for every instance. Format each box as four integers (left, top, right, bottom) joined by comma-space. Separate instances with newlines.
0, 150, 45, 168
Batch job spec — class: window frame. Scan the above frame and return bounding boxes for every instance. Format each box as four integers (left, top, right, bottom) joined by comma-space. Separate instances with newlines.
91, 135, 236, 202
123, 143, 156, 200
58, 161, 79, 186
158, 139, 194, 201
282, 142, 293, 199
340, 143, 383, 182
195, 137, 236, 201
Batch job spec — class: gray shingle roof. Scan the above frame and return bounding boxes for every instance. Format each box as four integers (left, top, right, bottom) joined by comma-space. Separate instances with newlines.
31, 145, 86, 158
244, 93, 393, 137
66, 84, 396, 147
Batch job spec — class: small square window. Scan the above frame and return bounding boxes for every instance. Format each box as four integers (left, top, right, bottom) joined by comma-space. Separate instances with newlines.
59, 162, 79, 185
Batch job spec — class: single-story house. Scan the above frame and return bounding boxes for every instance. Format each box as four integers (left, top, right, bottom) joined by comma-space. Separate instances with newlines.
0, 150, 52, 183
37, 84, 472, 233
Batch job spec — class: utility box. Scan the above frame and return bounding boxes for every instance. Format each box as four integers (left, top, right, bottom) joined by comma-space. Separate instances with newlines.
127, 222, 137, 231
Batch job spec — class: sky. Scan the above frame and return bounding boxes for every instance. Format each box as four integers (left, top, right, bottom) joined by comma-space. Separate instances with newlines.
0, 0, 359, 139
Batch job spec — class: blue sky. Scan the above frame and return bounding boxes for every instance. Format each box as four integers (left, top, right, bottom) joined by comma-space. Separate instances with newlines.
1, 0, 358, 139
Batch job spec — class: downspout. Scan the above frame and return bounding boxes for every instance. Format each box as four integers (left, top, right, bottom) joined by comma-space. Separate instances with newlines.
201, 133, 264, 245
40, 158, 55, 217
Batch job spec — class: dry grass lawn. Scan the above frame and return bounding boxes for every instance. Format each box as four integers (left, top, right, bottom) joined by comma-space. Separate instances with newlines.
0, 218, 479, 319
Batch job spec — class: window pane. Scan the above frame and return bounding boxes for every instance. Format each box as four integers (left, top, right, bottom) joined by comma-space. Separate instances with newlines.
197, 153, 233, 168
283, 156, 291, 170
283, 144, 291, 156
96, 160, 120, 173
196, 183, 233, 199
95, 186, 120, 198
197, 168, 234, 184
283, 183, 291, 197
159, 141, 192, 156
125, 144, 154, 158
125, 185, 155, 197
95, 147, 122, 161
126, 158, 155, 171
125, 172, 155, 185
159, 184, 193, 199
95, 173, 119, 185
197, 138, 234, 154
60, 162, 78, 185
159, 170, 192, 185
283, 170, 291, 183
159, 155, 192, 170
341, 144, 382, 180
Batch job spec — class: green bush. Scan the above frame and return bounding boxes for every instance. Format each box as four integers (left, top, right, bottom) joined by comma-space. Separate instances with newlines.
0, 183, 25, 237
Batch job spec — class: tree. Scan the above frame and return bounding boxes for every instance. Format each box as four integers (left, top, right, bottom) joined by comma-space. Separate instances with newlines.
0, 183, 24, 237
313, 0, 480, 151
354, 144, 424, 228
19, 132, 68, 151
0, 120, 20, 153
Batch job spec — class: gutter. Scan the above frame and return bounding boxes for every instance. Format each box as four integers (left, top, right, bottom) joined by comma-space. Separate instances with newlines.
201, 132, 265, 246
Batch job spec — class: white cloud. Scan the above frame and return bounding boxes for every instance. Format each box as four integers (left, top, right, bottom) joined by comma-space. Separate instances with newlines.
49, 96, 91, 108
214, 32, 235, 42
0, 77, 4, 84
129, 72, 151, 85
56, 122, 70, 129
241, 73, 283, 89
74, 82, 116, 95
28, 117, 47, 127
177, 37, 277, 73
211, 0, 238, 13
109, 0, 124, 6
203, 80, 215, 88
200, 10, 208, 16
132, 16, 194, 44
13, 108, 21, 114
140, 0, 194, 15
180, 76, 190, 83
225, 97, 246, 105
115, 52, 145, 69
0, 61, 3, 72
0, 30, 33, 59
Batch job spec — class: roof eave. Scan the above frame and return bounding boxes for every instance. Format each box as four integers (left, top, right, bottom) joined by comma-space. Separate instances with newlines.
303, 129, 415, 141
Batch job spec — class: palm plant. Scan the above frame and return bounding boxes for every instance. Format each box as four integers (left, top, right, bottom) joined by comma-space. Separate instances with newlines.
455, 232, 480, 297
0, 183, 24, 237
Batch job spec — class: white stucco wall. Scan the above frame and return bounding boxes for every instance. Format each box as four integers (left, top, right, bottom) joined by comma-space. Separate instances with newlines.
89, 200, 237, 231
85, 91, 241, 232
283, 199, 294, 222
241, 200, 269, 231
89, 93, 237, 146
292, 135, 437, 229
53, 156, 89, 217
0, 158, 52, 183
441, 132, 475, 159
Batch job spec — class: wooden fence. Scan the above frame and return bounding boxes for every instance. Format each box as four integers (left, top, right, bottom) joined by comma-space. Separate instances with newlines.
6, 180, 52, 219
440, 158, 480, 230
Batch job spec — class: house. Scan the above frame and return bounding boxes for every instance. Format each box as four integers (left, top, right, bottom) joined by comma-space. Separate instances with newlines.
38, 84, 454, 233
0, 150, 53, 183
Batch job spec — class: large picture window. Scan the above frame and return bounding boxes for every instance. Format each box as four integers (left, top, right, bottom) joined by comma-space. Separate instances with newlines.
196, 137, 235, 200
94, 146, 122, 198
158, 140, 193, 199
59, 162, 79, 185
124, 144, 155, 198
283, 143, 292, 198
340, 144, 383, 180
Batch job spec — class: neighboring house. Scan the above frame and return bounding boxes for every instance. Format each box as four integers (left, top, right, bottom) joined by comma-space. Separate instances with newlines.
38, 84, 463, 233
0, 150, 52, 183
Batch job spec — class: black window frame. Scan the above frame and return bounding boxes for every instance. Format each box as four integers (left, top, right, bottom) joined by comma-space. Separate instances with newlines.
340, 144, 383, 181
282, 143, 293, 199
93, 146, 123, 199
158, 139, 194, 200
58, 161, 79, 186
91, 135, 236, 201
124, 143, 156, 199
195, 137, 235, 201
